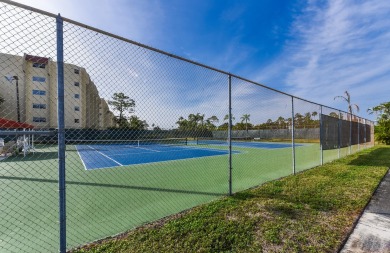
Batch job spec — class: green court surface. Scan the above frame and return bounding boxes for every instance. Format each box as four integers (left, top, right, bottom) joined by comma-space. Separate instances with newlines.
0, 142, 368, 252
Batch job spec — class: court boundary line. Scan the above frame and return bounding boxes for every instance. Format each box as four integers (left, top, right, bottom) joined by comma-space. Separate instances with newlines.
108, 146, 234, 157
195, 142, 308, 149
85, 145, 123, 167
83, 149, 242, 171
132, 146, 162, 152
75, 145, 89, 170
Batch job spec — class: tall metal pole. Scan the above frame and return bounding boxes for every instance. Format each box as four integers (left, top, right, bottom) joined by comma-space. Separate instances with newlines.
56, 14, 66, 253
319, 106, 323, 165
228, 75, 232, 196
291, 97, 296, 175
14, 76, 21, 122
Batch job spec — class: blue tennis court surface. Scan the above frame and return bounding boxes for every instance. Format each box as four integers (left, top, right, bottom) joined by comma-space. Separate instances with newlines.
197, 140, 303, 149
76, 144, 238, 170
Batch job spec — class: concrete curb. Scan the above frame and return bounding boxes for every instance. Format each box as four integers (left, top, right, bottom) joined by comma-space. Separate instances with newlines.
339, 168, 390, 253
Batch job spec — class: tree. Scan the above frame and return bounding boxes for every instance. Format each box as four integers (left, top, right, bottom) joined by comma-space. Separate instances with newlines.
129, 115, 148, 130
368, 102, 390, 144
207, 115, 219, 125
329, 112, 339, 118
151, 123, 161, 131
234, 122, 253, 131
276, 116, 285, 129
223, 114, 235, 122
241, 114, 251, 133
176, 113, 216, 131
294, 113, 304, 128
303, 112, 312, 128
108, 93, 135, 128
334, 91, 360, 117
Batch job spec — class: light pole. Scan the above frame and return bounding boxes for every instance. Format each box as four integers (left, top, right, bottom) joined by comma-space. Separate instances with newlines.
4, 75, 21, 122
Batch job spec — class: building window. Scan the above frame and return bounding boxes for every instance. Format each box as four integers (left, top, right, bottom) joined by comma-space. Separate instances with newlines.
33, 117, 46, 122
74, 94, 80, 99
74, 119, 80, 123
74, 82, 80, 87
74, 106, 80, 111
33, 103, 46, 109
32, 90, 46, 95
32, 63, 46, 69
32, 76, 46, 82
74, 69, 79, 74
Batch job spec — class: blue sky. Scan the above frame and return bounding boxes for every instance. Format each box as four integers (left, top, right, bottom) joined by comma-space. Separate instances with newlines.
8, 0, 390, 126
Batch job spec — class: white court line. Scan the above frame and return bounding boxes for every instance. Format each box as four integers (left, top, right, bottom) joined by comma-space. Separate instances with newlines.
109, 148, 198, 157
87, 145, 123, 166
75, 145, 89, 170
130, 146, 161, 152
108, 146, 234, 157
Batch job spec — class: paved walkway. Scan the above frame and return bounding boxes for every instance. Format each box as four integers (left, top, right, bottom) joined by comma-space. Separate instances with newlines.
341, 170, 390, 253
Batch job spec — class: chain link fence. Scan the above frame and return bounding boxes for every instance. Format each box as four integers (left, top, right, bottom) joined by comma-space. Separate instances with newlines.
0, 1, 376, 252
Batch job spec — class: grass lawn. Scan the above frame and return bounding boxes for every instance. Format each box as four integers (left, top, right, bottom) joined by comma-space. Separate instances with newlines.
72, 146, 389, 253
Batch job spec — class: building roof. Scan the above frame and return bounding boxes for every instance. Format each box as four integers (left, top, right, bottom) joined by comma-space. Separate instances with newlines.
0, 118, 34, 129
25, 54, 49, 64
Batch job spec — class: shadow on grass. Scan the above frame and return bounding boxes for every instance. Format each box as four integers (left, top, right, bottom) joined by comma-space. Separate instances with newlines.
348, 147, 390, 167
0, 175, 224, 197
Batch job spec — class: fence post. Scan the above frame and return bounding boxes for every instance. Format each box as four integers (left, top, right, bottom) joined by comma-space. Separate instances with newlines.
291, 97, 296, 175
56, 14, 66, 253
319, 106, 323, 165
228, 74, 232, 196
349, 114, 352, 154
357, 117, 360, 151
364, 119, 367, 149
338, 111, 341, 159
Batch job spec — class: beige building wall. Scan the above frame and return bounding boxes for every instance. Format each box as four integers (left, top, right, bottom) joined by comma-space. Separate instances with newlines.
0, 53, 115, 129
99, 99, 116, 129
0, 53, 26, 123
85, 79, 100, 129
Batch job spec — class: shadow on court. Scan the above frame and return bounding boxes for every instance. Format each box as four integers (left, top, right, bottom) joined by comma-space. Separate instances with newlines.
0, 152, 58, 162
0, 175, 224, 197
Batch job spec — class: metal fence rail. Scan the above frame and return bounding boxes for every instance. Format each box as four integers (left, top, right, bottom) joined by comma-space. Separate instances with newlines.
0, 1, 376, 252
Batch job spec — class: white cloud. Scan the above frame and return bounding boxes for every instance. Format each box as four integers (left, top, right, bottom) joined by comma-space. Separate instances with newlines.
254, 0, 390, 121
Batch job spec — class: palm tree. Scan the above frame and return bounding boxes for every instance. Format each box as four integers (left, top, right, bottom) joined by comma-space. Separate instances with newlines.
207, 115, 219, 124
294, 113, 304, 128
303, 112, 312, 128
223, 114, 235, 122
241, 114, 251, 133
334, 91, 360, 118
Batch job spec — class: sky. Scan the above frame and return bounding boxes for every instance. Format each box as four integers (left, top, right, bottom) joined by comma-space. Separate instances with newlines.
4, 0, 390, 127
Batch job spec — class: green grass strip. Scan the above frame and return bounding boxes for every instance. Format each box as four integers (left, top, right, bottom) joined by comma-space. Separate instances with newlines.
72, 146, 389, 253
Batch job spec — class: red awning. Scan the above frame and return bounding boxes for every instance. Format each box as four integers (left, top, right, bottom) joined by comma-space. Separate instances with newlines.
0, 118, 34, 129
25, 54, 49, 64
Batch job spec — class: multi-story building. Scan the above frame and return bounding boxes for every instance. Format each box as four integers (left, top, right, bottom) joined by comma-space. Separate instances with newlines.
0, 53, 115, 129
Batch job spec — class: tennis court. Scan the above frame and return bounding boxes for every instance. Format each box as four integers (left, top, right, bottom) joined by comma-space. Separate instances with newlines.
0, 138, 348, 252
196, 138, 305, 149
74, 138, 240, 170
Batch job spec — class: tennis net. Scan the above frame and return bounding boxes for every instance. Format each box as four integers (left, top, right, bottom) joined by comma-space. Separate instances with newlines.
196, 137, 253, 145
67, 138, 188, 147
